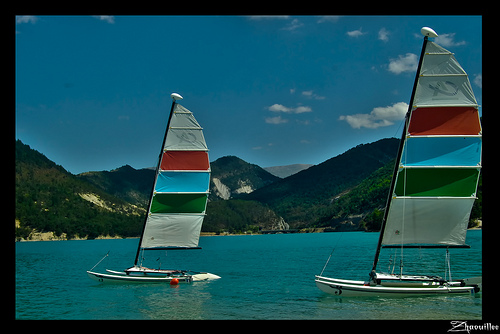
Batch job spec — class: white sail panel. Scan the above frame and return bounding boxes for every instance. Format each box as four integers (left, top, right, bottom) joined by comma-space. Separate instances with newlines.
420, 42, 466, 75
164, 104, 208, 151
414, 76, 477, 107
382, 197, 474, 246
413, 41, 477, 107
141, 214, 204, 249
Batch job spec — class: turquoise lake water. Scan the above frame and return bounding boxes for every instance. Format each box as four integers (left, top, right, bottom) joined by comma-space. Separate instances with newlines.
15, 231, 482, 320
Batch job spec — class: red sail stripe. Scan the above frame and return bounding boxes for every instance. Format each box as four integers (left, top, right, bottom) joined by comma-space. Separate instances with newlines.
408, 107, 481, 136
160, 151, 209, 171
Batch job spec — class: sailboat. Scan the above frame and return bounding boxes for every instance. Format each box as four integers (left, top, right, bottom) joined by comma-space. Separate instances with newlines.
87, 93, 220, 283
315, 27, 482, 296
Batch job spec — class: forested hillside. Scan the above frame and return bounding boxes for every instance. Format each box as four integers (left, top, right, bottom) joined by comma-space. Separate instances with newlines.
246, 138, 400, 226
15, 137, 482, 239
15, 140, 144, 240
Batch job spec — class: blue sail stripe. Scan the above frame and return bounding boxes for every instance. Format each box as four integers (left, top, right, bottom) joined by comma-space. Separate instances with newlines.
402, 136, 481, 167
155, 171, 210, 193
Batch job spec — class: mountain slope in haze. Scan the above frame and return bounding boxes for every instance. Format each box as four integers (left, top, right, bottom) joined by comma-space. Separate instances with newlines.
264, 164, 313, 178
246, 138, 400, 226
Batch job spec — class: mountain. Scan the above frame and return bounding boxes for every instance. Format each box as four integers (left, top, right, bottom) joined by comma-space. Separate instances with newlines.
264, 164, 313, 178
245, 138, 400, 227
77, 165, 154, 206
15, 140, 145, 240
209, 156, 280, 200
15, 137, 482, 238
15, 142, 286, 238
203, 200, 289, 234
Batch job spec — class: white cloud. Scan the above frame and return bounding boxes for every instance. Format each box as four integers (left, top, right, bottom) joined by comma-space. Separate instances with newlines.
93, 16, 115, 24
265, 116, 288, 124
281, 18, 304, 31
302, 90, 325, 100
268, 104, 312, 114
269, 104, 291, 113
378, 28, 390, 42
434, 33, 466, 47
474, 74, 482, 89
347, 28, 365, 38
339, 102, 408, 129
295, 106, 313, 113
16, 16, 38, 24
317, 16, 341, 23
388, 53, 418, 74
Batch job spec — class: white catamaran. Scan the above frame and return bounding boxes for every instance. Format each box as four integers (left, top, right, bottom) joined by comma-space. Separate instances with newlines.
88, 93, 220, 283
316, 27, 482, 296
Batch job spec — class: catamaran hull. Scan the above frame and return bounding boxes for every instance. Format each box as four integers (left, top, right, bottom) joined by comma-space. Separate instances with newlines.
87, 270, 220, 284
315, 276, 478, 297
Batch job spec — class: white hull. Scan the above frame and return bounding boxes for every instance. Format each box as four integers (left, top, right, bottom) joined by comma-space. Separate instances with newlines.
315, 275, 480, 297
87, 268, 220, 284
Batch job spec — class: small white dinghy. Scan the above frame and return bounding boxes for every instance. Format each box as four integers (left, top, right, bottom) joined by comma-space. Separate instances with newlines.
315, 274, 481, 297
316, 27, 482, 297
87, 93, 220, 284
87, 267, 220, 284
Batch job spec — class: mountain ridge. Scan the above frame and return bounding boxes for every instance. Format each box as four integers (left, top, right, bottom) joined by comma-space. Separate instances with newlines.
15, 137, 482, 239
210, 155, 280, 200
245, 138, 400, 226
264, 164, 313, 178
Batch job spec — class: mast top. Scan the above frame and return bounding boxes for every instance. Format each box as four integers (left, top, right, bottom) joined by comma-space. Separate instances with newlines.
421, 27, 438, 38
171, 93, 183, 101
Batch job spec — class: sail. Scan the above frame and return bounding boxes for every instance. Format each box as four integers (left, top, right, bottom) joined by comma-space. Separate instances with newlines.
140, 103, 210, 250
381, 41, 481, 247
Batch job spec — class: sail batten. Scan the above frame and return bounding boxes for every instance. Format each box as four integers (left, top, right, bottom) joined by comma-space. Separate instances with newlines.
139, 102, 210, 251
380, 40, 481, 249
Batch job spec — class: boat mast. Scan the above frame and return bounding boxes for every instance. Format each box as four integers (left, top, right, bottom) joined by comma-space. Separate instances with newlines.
134, 93, 184, 266
371, 28, 436, 273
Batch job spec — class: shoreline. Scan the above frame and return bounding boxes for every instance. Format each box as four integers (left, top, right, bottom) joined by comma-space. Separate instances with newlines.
15, 227, 482, 242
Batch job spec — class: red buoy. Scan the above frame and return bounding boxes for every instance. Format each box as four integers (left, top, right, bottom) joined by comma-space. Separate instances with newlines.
170, 278, 179, 285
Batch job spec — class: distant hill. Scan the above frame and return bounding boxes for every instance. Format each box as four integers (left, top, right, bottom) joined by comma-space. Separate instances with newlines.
264, 164, 313, 178
246, 138, 400, 227
15, 142, 286, 238
209, 156, 280, 200
77, 165, 154, 206
78, 156, 280, 203
15, 137, 481, 238
15, 140, 144, 240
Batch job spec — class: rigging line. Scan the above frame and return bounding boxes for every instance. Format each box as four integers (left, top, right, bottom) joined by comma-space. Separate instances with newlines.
319, 232, 344, 276
90, 251, 110, 271
393, 117, 405, 139
445, 248, 452, 282
400, 136, 409, 277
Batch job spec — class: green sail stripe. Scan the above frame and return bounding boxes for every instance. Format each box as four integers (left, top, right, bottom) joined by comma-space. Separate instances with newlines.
150, 193, 208, 213
394, 168, 479, 197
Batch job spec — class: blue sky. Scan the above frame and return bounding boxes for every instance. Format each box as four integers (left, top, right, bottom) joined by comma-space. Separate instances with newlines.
15, 15, 482, 174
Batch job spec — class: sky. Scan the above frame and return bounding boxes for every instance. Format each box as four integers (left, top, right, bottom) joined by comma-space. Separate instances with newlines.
15, 15, 482, 174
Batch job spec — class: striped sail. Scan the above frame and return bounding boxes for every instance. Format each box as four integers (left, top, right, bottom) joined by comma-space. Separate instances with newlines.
381, 41, 481, 247
140, 104, 210, 249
